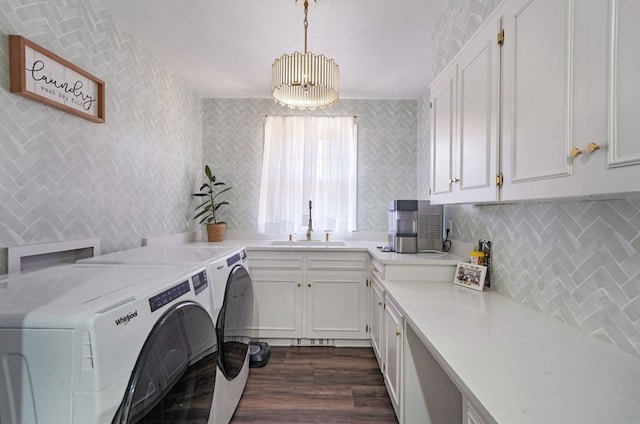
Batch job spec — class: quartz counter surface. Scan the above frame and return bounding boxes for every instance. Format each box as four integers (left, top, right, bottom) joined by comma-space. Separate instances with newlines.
189, 239, 463, 266
382, 280, 640, 424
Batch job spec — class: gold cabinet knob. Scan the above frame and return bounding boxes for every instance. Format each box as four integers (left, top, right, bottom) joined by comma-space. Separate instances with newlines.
587, 142, 601, 153
395, 330, 401, 336
297, 283, 301, 287
378, 301, 383, 306
308, 283, 311, 288
449, 178, 460, 184
569, 147, 583, 158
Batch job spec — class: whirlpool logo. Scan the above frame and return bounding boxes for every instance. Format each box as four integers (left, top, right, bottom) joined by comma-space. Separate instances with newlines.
114, 310, 138, 326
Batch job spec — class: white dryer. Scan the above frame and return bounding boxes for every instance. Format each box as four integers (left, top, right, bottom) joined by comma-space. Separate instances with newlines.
79, 245, 254, 424
0, 263, 215, 424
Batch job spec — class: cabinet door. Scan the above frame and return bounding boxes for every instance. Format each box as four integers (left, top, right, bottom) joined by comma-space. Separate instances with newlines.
463, 397, 493, 424
588, 0, 640, 195
306, 271, 367, 339
455, 14, 500, 203
384, 297, 403, 416
370, 276, 385, 366
430, 12, 500, 205
248, 269, 303, 339
430, 63, 457, 204
500, 0, 587, 201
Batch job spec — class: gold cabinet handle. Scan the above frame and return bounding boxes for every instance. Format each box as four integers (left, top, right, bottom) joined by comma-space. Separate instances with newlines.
569, 147, 583, 158
395, 330, 401, 336
587, 142, 601, 153
449, 178, 460, 184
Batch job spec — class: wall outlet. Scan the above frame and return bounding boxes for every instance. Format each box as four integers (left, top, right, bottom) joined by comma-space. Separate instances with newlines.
446, 220, 453, 238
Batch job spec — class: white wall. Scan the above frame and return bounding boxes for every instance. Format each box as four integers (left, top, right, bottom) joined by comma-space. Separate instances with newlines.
202, 98, 418, 233
0, 0, 203, 273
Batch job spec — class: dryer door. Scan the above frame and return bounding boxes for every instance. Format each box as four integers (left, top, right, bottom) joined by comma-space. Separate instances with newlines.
112, 302, 216, 424
216, 265, 253, 380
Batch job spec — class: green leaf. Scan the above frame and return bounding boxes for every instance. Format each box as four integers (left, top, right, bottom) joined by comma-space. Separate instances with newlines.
192, 193, 208, 197
204, 165, 212, 180
213, 201, 229, 211
194, 209, 210, 220
194, 199, 210, 211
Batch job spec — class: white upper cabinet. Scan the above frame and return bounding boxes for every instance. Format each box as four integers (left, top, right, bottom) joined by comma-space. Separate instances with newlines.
430, 63, 456, 204
500, 0, 585, 201
430, 5, 501, 205
589, 0, 640, 195
432, 0, 640, 204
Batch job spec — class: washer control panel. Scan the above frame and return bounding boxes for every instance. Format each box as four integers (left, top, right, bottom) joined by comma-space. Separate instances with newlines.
191, 270, 209, 295
149, 280, 190, 312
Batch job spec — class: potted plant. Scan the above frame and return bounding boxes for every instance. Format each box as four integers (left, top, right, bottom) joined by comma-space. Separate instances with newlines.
192, 165, 232, 242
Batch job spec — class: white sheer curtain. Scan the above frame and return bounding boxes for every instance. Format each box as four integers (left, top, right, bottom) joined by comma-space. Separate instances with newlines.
258, 115, 357, 235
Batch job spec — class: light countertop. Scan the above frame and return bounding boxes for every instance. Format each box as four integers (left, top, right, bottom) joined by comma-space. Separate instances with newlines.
382, 280, 640, 424
191, 239, 464, 266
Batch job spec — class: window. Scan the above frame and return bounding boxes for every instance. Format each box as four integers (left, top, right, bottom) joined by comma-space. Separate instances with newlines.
258, 115, 357, 235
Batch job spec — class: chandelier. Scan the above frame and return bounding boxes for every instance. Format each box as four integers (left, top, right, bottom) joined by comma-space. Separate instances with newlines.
271, 0, 339, 110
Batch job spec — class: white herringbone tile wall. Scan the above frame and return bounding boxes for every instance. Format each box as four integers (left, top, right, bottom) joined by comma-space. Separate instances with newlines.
202, 98, 418, 233
417, 93, 431, 199
432, 0, 640, 357
0, 0, 203, 273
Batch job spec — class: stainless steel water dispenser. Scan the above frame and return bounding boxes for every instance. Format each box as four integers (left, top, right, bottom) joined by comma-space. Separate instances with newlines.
388, 200, 443, 253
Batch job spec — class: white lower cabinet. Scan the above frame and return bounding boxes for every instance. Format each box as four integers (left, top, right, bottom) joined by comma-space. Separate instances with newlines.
369, 276, 385, 366
306, 270, 367, 339
247, 250, 368, 343
383, 295, 403, 418
463, 397, 493, 424
248, 269, 303, 339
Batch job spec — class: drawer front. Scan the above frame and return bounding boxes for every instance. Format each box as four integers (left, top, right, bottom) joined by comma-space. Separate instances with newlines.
369, 257, 386, 280
306, 252, 368, 271
247, 251, 304, 270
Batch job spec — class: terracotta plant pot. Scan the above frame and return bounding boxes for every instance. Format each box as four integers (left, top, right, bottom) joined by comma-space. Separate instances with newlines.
206, 223, 226, 242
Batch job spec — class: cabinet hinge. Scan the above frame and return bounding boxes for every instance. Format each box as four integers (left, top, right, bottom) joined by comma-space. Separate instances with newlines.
496, 173, 504, 187
497, 29, 505, 46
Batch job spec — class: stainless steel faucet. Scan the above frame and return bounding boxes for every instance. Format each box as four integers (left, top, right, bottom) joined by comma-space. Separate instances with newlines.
306, 200, 313, 240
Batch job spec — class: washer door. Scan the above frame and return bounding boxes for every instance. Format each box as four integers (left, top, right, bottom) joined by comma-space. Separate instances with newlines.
112, 302, 216, 424
216, 265, 253, 380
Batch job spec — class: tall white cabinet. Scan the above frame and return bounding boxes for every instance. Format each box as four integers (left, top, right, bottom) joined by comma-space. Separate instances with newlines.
430, 8, 501, 205
430, 0, 640, 205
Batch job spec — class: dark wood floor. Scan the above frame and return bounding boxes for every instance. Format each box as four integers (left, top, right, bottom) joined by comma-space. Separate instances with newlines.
230, 346, 398, 424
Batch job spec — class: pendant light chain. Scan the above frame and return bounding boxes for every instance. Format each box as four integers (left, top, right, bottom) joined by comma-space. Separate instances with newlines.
303, 0, 309, 54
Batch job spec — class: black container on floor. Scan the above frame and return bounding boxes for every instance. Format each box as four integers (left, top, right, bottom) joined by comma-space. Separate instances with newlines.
249, 342, 271, 368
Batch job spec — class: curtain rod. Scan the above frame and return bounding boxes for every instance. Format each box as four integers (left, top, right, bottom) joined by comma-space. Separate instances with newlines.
263, 114, 358, 121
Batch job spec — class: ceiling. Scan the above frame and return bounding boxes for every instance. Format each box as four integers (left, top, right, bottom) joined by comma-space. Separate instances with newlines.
103, 0, 447, 100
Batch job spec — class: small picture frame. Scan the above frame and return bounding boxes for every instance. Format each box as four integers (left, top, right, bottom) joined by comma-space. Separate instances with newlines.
453, 261, 487, 291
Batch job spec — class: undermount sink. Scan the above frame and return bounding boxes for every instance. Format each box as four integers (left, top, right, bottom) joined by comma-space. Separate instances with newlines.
270, 240, 346, 247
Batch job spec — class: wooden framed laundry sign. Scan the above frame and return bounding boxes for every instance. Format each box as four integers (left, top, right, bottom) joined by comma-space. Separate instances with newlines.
9, 35, 105, 123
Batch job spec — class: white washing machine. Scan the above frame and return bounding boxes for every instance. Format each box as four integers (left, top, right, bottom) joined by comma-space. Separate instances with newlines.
79, 245, 254, 424
0, 262, 216, 424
